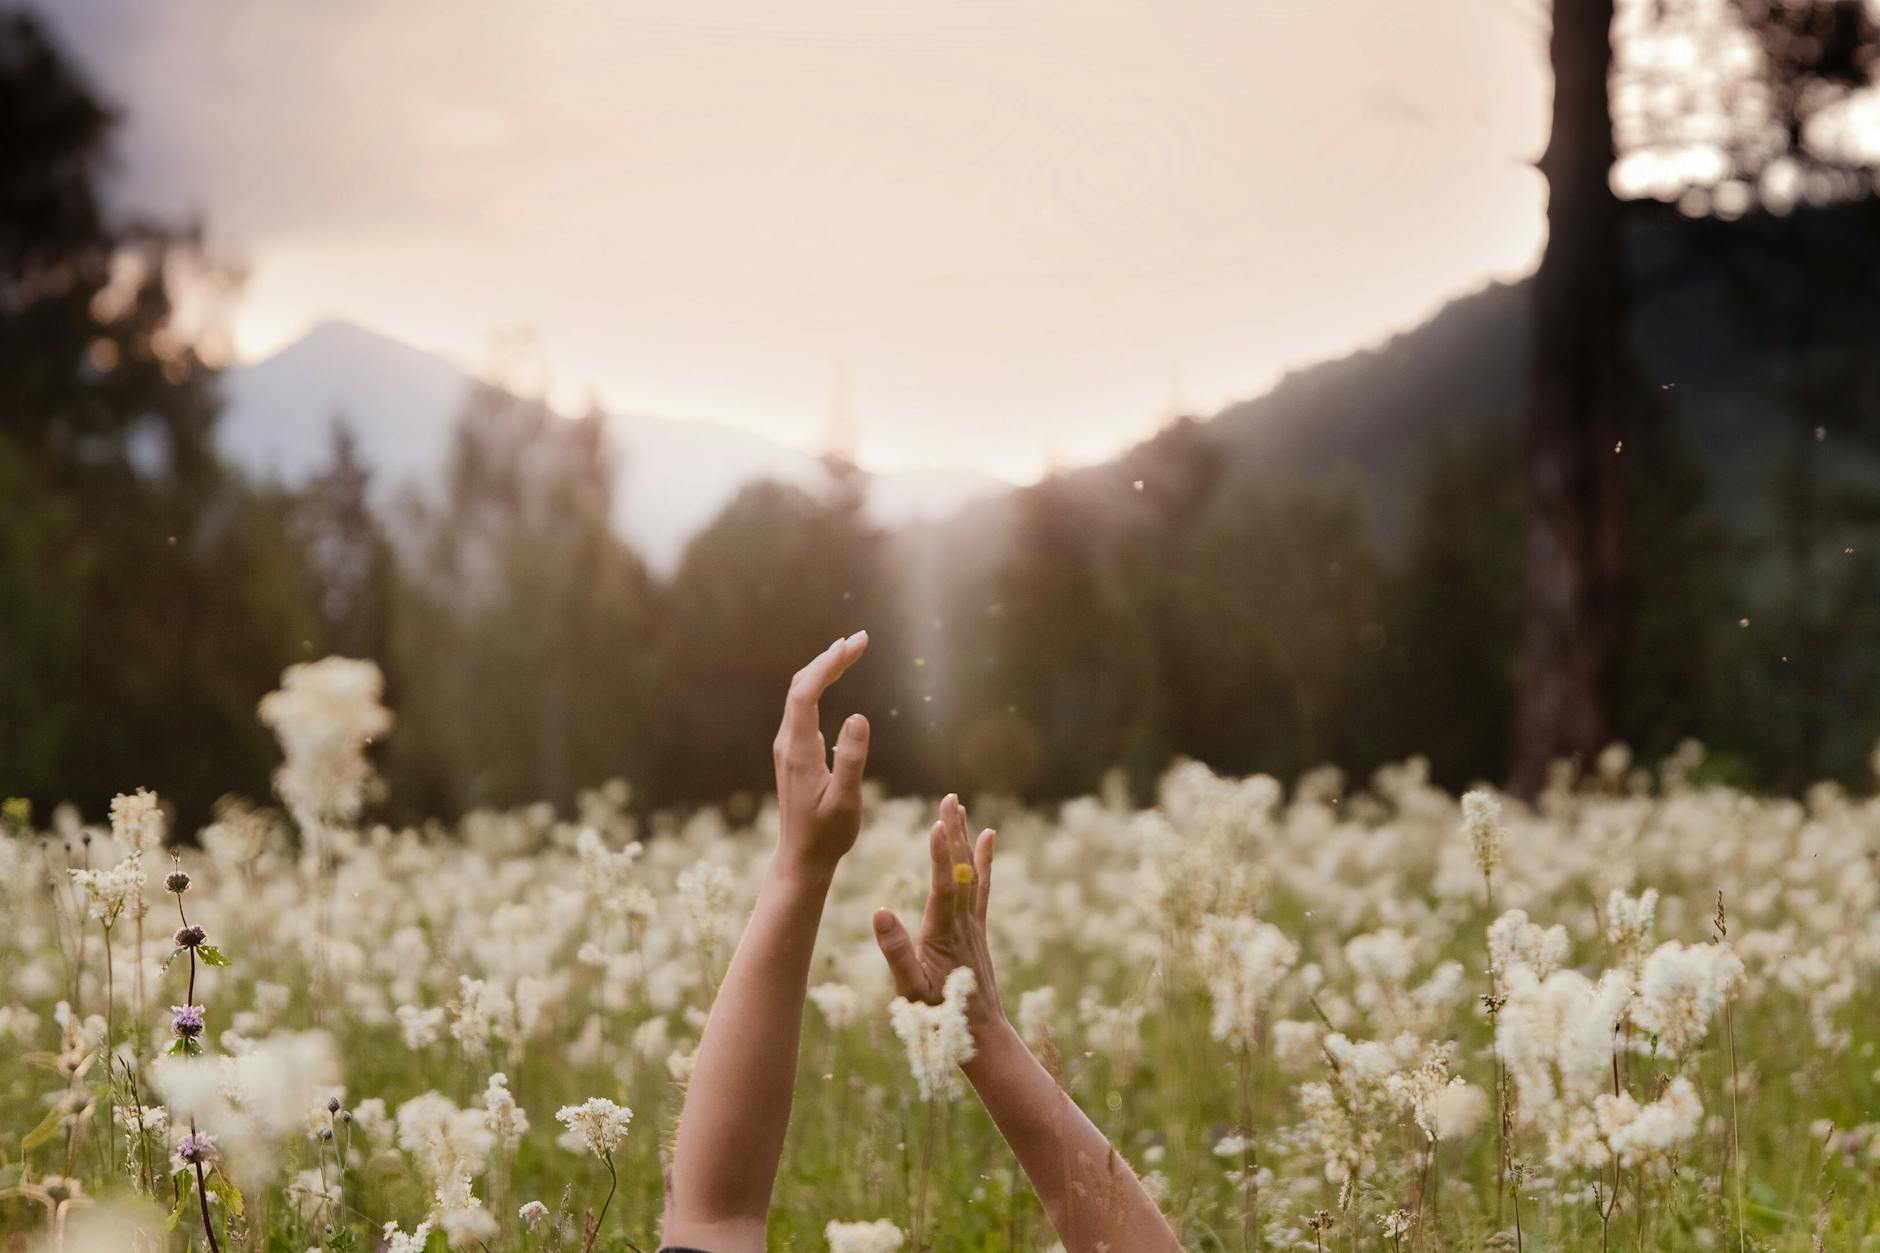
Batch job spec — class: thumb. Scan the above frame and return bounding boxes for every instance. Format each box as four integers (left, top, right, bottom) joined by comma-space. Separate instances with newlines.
825, 713, 870, 810
872, 908, 927, 999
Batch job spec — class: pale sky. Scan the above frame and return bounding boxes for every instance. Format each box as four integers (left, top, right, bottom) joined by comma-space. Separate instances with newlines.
51, 0, 1553, 482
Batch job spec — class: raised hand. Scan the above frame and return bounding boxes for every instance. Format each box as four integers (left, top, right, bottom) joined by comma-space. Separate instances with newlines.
870, 796, 1183, 1253
872, 792, 1003, 1036
773, 631, 871, 876
664, 630, 874, 1252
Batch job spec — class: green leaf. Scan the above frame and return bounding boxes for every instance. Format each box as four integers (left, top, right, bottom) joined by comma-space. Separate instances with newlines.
161, 947, 186, 971
205, 1166, 245, 1221
19, 1104, 63, 1153
167, 1036, 202, 1057
164, 1170, 193, 1232
197, 944, 231, 967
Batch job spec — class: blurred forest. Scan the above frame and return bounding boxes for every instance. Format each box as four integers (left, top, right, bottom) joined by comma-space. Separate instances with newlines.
5, 2, 1880, 829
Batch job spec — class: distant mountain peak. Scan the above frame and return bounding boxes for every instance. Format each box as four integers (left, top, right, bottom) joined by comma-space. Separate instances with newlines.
215, 322, 1003, 572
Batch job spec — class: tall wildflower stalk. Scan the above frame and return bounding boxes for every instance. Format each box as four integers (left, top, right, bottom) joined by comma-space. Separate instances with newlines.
889, 965, 977, 1251
1461, 790, 1508, 1227
1715, 891, 1747, 1253
555, 1097, 632, 1253
165, 852, 232, 1253
66, 795, 152, 1178
257, 657, 393, 1025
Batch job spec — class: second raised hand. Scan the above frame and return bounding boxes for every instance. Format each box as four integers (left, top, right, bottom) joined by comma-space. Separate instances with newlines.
772, 630, 871, 874
872, 793, 1003, 1034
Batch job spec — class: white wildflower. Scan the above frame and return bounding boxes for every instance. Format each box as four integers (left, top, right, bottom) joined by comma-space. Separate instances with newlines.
809, 982, 862, 1030
1195, 914, 1300, 1051
1460, 789, 1504, 876
109, 789, 165, 856
676, 861, 737, 949
1632, 941, 1744, 1056
68, 848, 144, 926
1430, 1078, 1489, 1141
381, 1219, 435, 1253
1597, 1076, 1702, 1166
257, 656, 393, 828
1605, 888, 1659, 972
480, 1072, 529, 1150
1016, 986, 1057, 1048
1487, 909, 1569, 978
888, 967, 978, 1101
555, 1097, 632, 1157
396, 1004, 446, 1051
827, 1211, 906, 1241
824, 1218, 907, 1252
449, 977, 514, 1057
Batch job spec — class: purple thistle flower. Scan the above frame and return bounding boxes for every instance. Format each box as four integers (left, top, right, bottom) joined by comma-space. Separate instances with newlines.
177, 1130, 216, 1164
173, 924, 206, 948
171, 1004, 206, 1038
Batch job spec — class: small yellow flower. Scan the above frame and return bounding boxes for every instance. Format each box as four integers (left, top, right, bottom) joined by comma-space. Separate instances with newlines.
952, 862, 974, 885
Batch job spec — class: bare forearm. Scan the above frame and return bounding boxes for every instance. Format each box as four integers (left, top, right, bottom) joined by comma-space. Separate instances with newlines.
963, 1022, 1180, 1253
665, 859, 832, 1242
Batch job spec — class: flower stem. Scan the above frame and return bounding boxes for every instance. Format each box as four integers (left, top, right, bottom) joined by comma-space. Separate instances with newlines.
581, 1152, 618, 1253
1726, 998, 1746, 1253
194, 1148, 223, 1253
914, 1096, 938, 1250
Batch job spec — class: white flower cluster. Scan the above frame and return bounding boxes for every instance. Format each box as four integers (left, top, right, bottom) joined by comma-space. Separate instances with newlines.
824, 1218, 907, 1252
257, 656, 393, 830
381, 1219, 436, 1253
676, 860, 737, 951
396, 1091, 497, 1245
808, 981, 862, 1030
8, 669, 1874, 1243
1193, 913, 1299, 1050
1632, 940, 1744, 1057
888, 967, 978, 1101
554, 1096, 632, 1157
68, 848, 144, 926
1486, 909, 1569, 978
1459, 788, 1504, 876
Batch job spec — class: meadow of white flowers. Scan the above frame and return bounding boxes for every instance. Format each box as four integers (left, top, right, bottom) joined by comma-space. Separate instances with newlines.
3, 658, 1877, 1251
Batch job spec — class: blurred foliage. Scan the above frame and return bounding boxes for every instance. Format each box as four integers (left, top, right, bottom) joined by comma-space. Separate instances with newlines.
5, 6, 1880, 828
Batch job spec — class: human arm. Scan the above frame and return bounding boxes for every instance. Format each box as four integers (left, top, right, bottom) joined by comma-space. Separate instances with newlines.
662, 632, 870, 1252
870, 794, 1182, 1253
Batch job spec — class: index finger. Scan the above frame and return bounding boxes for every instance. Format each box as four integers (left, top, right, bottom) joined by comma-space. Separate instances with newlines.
778, 630, 870, 747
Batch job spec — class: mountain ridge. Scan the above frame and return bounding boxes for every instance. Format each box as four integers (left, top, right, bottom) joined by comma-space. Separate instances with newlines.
215, 321, 1008, 572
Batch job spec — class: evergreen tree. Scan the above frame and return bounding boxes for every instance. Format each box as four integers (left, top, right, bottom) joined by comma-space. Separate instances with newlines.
390, 386, 659, 814
0, 9, 305, 824
659, 473, 891, 805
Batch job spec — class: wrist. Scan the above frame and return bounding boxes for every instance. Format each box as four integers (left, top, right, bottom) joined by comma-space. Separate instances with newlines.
768, 850, 838, 895
962, 1016, 1024, 1083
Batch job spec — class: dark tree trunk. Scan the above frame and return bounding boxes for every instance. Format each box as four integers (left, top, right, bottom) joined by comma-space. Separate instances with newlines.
1510, 0, 1629, 796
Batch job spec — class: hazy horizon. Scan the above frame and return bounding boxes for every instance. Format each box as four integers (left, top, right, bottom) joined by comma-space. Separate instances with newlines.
48, 0, 1552, 482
